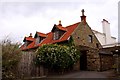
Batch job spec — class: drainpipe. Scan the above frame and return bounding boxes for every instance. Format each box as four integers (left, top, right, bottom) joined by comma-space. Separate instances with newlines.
115, 50, 119, 73
117, 55, 119, 73
99, 54, 102, 71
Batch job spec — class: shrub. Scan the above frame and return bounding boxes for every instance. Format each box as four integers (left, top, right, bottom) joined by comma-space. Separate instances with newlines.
35, 44, 80, 71
2, 39, 22, 79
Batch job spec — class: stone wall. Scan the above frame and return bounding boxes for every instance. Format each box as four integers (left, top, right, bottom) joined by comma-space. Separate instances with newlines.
87, 49, 100, 71
99, 54, 113, 71
72, 21, 102, 49
118, 55, 120, 72
71, 21, 102, 71
113, 54, 120, 73
73, 48, 101, 71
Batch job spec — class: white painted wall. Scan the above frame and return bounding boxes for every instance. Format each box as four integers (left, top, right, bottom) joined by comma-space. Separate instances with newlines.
110, 37, 116, 43
92, 30, 105, 45
92, 19, 116, 47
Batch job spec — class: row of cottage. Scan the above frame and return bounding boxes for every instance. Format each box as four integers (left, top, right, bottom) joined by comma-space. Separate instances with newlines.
19, 9, 120, 77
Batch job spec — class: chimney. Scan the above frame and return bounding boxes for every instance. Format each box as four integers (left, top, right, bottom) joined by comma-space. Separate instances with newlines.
80, 9, 86, 22
29, 33, 32, 38
58, 20, 62, 26
102, 19, 111, 44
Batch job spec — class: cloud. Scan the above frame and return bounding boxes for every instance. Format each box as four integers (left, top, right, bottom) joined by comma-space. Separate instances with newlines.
0, 0, 119, 43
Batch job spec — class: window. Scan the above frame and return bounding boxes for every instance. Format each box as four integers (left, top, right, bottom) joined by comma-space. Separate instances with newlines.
53, 31, 59, 40
24, 41, 31, 47
88, 35, 93, 43
77, 37, 80, 39
24, 42, 27, 47
96, 43, 99, 48
36, 37, 40, 44
36, 37, 45, 44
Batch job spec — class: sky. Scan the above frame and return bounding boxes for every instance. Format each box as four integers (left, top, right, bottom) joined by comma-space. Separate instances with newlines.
0, 0, 119, 43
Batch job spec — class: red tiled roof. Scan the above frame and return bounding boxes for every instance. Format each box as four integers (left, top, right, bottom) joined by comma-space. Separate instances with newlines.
57, 25, 67, 31
52, 24, 67, 32
37, 32, 53, 46
51, 22, 80, 44
23, 37, 34, 42
20, 42, 36, 50
59, 22, 80, 41
36, 32, 47, 37
21, 22, 80, 50
20, 37, 35, 50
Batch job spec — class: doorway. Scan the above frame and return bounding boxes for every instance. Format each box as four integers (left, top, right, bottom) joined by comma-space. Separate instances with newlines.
80, 50, 87, 70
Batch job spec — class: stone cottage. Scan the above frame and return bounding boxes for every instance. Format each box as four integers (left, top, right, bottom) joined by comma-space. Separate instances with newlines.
19, 9, 113, 77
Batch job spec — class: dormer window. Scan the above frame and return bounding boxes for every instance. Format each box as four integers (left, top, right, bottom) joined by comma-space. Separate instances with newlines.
36, 36, 45, 44
52, 21, 67, 40
23, 34, 34, 48
24, 41, 31, 47
53, 31, 59, 40
36, 37, 40, 44
34, 32, 47, 45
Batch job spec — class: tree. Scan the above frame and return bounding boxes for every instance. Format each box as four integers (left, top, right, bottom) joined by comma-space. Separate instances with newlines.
34, 44, 80, 72
2, 39, 22, 79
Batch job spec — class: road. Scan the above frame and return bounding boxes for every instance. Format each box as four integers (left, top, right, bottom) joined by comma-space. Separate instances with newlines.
47, 70, 113, 78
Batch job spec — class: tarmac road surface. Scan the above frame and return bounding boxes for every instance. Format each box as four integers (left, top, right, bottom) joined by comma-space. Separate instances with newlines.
47, 70, 113, 78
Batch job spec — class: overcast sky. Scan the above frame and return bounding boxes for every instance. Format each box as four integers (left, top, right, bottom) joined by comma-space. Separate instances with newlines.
0, 0, 119, 43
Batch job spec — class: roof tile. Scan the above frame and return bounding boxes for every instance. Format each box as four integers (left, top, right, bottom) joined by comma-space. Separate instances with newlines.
36, 32, 47, 37
21, 22, 80, 50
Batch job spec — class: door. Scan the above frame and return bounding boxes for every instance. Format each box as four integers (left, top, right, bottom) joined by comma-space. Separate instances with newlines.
80, 50, 87, 70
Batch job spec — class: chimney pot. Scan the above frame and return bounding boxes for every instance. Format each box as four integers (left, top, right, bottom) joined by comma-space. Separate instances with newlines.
81, 9, 85, 16
58, 20, 62, 26
29, 33, 32, 37
102, 19, 109, 24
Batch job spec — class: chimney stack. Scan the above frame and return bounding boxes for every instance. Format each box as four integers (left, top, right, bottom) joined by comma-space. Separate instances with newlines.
102, 19, 111, 44
80, 9, 86, 22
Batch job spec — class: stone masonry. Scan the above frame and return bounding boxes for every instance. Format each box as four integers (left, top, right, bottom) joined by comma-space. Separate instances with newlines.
87, 49, 100, 71
99, 54, 113, 71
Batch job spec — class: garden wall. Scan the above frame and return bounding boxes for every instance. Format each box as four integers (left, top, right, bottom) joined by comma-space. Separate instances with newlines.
99, 54, 113, 71
87, 49, 100, 71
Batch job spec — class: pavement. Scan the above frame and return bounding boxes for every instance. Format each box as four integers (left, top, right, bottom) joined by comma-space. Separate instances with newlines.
47, 70, 114, 78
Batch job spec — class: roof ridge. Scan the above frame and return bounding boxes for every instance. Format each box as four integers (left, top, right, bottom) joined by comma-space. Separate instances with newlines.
56, 25, 67, 31
37, 31, 47, 37
37, 31, 46, 35
66, 22, 80, 28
